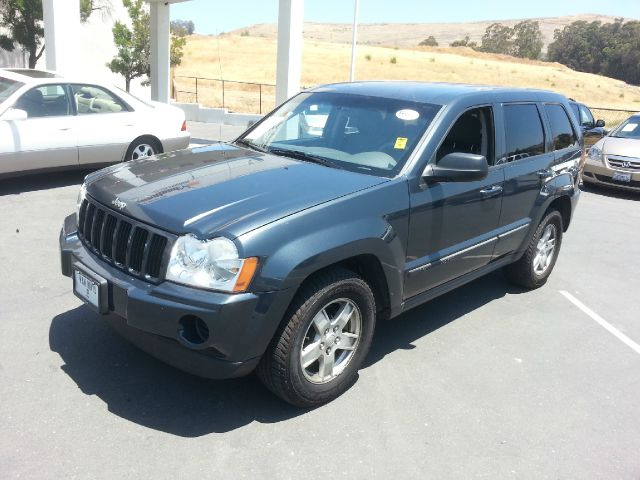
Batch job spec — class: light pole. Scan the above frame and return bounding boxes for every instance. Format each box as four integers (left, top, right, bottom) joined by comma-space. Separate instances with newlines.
349, 0, 360, 82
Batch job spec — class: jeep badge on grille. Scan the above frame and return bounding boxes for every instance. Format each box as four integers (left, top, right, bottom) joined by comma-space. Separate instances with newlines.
112, 198, 127, 210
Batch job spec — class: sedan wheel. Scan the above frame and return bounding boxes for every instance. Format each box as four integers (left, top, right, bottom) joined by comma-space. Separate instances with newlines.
130, 143, 156, 160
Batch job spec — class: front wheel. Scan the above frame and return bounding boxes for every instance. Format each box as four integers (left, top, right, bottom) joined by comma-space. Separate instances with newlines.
257, 268, 376, 407
504, 210, 563, 289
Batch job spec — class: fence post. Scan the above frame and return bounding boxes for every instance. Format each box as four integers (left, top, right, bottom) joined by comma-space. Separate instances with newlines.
222, 80, 225, 109
195, 77, 198, 104
259, 84, 262, 115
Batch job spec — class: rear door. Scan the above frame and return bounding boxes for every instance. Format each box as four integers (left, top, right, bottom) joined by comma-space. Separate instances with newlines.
404, 106, 504, 299
70, 84, 140, 165
493, 102, 555, 257
0, 84, 77, 175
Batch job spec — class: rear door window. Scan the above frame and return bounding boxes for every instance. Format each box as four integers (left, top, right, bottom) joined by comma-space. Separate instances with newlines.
71, 85, 128, 115
544, 104, 578, 151
501, 104, 545, 163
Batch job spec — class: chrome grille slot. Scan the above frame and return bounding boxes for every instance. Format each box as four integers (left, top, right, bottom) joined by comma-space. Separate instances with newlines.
76, 197, 173, 281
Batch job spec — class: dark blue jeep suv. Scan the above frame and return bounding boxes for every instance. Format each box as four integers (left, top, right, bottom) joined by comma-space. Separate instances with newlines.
60, 82, 581, 406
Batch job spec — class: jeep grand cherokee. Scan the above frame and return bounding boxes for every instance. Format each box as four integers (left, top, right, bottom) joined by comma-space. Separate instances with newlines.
60, 82, 581, 406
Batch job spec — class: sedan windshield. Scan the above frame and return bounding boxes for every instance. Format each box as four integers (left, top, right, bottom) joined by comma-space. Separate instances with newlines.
239, 91, 441, 177
610, 116, 640, 139
0, 77, 24, 103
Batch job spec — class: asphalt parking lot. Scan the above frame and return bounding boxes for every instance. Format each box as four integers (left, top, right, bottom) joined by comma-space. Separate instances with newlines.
1, 161, 639, 479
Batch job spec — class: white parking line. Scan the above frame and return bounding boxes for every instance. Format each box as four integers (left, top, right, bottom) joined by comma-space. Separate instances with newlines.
560, 290, 640, 355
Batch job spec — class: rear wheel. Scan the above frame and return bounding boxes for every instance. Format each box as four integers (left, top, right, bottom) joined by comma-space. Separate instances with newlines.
125, 137, 162, 161
257, 268, 376, 407
504, 210, 563, 289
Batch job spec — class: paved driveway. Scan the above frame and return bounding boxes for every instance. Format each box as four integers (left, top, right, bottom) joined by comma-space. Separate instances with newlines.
0, 170, 638, 479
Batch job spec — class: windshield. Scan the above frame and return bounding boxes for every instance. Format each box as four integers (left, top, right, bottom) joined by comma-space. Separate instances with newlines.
610, 116, 640, 139
0, 77, 24, 103
239, 91, 441, 177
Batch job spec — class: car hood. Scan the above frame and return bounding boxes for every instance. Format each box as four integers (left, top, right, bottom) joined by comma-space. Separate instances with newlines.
601, 136, 640, 158
84, 143, 387, 238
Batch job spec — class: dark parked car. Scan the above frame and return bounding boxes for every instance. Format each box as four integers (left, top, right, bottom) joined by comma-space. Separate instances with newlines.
60, 82, 581, 406
569, 100, 606, 147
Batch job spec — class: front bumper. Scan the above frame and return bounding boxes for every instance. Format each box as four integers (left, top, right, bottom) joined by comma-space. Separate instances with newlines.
59, 213, 288, 379
583, 158, 640, 192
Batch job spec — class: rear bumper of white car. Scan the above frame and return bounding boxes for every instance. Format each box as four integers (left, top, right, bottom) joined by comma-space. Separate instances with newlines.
162, 132, 191, 153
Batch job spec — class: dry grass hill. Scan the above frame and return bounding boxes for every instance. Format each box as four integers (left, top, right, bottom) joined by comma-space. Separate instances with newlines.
174, 32, 640, 118
228, 14, 632, 49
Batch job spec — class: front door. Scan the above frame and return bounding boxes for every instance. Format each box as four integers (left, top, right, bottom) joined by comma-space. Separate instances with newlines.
404, 106, 504, 299
0, 84, 76, 176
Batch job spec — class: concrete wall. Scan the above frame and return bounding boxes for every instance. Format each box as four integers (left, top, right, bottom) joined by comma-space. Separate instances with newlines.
173, 102, 262, 127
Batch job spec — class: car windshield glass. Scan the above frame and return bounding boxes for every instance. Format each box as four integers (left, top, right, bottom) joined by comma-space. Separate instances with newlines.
239, 91, 441, 177
610, 117, 640, 139
0, 78, 24, 103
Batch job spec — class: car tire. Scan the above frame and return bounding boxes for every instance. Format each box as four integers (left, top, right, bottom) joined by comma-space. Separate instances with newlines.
503, 210, 563, 289
257, 268, 376, 407
125, 137, 162, 161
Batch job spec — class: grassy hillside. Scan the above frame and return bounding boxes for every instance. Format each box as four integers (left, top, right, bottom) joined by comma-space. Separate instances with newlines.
174, 34, 640, 116
229, 14, 632, 49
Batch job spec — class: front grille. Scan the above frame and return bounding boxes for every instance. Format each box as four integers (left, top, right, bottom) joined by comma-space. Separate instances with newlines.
77, 197, 171, 280
607, 155, 640, 172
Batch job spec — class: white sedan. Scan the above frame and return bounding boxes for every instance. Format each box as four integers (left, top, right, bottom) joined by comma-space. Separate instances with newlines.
0, 69, 190, 179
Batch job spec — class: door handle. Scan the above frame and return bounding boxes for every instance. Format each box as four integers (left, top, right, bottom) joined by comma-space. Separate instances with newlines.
59, 127, 72, 131
479, 185, 503, 199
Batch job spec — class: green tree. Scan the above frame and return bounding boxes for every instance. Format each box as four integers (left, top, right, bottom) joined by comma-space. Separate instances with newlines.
0, 0, 44, 69
450, 36, 477, 48
108, 0, 186, 92
479, 22, 514, 55
171, 19, 195, 36
419, 35, 438, 47
80, 0, 112, 22
547, 21, 606, 73
512, 20, 543, 60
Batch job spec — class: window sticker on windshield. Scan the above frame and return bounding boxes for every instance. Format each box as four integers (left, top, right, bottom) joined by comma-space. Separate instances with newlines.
622, 123, 638, 132
396, 109, 420, 121
394, 137, 408, 149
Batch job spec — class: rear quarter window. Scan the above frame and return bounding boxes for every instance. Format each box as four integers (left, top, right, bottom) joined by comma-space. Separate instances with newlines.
544, 104, 578, 151
502, 104, 545, 163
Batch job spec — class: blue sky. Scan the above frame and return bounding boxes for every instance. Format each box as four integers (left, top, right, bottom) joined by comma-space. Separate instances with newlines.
170, 0, 640, 35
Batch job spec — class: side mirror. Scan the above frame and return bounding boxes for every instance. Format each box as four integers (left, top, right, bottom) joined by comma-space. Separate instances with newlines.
423, 152, 489, 182
595, 119, 606, 128
1, 108, 28, 121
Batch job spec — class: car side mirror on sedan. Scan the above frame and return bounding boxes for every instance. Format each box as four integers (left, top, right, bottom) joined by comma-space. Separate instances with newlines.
1, 108, 28, 121
595, 119, 606, 128
422, 152, 489, 183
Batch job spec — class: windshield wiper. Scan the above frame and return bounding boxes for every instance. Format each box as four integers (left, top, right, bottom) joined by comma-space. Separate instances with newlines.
267, 147, 342, 169
235, 139, 268, 153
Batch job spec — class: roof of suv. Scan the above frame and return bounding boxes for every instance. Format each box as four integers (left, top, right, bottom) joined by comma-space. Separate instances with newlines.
312, 81, 567, 105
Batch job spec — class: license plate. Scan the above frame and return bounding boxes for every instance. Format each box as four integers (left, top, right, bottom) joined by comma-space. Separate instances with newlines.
612, 171, 631, 182
74, 268, 103, 311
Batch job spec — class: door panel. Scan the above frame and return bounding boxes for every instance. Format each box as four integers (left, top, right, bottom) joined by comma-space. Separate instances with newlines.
70, 84, 139, 165
404, 167, 504, 299
0, 117, 77, 175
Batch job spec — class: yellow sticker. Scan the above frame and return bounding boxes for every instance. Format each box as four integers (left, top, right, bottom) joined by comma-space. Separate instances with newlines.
394, 137, 408, 149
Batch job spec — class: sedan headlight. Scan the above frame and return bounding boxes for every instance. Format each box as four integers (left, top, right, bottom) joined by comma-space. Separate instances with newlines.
166, 235, 258, 293
588, 146, 603, 163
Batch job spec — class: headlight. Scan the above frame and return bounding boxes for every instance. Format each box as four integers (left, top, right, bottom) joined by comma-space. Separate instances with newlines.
588, 146, 603, 163
166, 235, 258, 293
